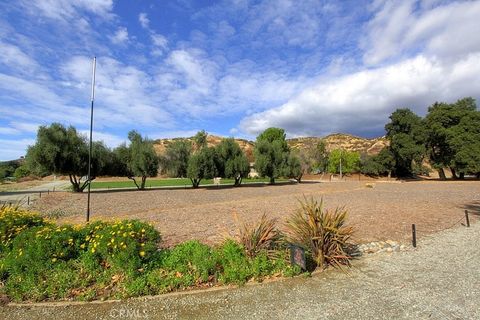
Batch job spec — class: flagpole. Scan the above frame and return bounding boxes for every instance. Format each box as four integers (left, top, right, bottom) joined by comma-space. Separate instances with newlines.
86, 57, 96, 222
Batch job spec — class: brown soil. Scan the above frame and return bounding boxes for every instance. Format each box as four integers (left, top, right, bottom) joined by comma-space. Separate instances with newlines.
31, 180, 480, 247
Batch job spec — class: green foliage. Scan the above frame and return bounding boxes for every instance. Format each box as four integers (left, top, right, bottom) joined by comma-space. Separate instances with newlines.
385, 108, 426, 177
0, 207, 48, 251
187, 147, 218, 188
25, 123, 113, 192
215, 138, 250, 186
311, 140, 329, 173
0, 207, 305, 302
327, 149, 360, 175
0, 161, 18, 181
285, 197, 353, 269
126, 130, 159, 190
254, 127, 290, 184
360, 148, 395, 177
13, 165, 30, 180
164, 139, 192, 177
161, 240, 216, 285
193, 130, 208, 150
425, 97, 480, 178
285, 153, 303, 181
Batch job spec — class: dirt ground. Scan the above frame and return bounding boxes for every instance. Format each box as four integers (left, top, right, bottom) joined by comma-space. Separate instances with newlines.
31, 179, 480, 247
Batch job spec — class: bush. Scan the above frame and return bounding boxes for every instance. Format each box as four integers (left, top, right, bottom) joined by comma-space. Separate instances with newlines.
78, 220, 161, 272
285, 197, 353, 269
0, 208, 306, 302
236, 213, 282, 258
161, 240, 216, 285
0, 206, 49, 251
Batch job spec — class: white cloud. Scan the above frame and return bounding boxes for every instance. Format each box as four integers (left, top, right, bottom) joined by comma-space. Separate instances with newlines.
0, 41, 38, 74
0, 138, 35, 161
61, 55, 174, 128
110, 27, 129, 45
139, 12, 150, 29
240, 53, 480, 137
21, 0, 114, 21
78, 130, 125, 148
363, 0, 480, 65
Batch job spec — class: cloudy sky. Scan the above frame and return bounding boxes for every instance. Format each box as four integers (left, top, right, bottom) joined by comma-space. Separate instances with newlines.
1, 0, 479, 160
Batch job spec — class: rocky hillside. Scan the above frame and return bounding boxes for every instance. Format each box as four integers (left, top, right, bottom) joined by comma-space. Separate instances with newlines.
288, 134, 388, 156
153, 133, 388, 161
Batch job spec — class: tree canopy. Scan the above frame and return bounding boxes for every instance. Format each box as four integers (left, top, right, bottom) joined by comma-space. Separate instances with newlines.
254, 127, 290, 184
125, 130, 159, 190
215, 138, 250, 186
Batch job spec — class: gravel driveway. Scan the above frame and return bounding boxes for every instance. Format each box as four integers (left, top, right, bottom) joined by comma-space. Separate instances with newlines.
2, 220, 479, 319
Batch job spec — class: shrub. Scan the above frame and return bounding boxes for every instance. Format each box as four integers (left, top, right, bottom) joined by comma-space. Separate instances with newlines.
79, 220, 161, 272
161, 240, 216, 285
285, 197, 353, 269
215, 240, 251, 284
0, 206, 49, 251
236, 213, 282, 258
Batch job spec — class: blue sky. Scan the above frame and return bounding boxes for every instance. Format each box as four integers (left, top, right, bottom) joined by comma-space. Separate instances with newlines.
1, 0, 480, 160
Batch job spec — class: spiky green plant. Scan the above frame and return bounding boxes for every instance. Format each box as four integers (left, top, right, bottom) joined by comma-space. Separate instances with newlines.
237, 213, 282, 258
285, 197, 353, 269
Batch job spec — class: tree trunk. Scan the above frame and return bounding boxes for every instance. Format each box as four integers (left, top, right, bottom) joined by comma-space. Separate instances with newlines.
437, 168, 446, 180
69, 174, 81, 192
476, 172, 480, 179
190, 178, 200, 188
234, 176, 242, 187
459, 172, 465, 180
450, 167, 458, 179
140, 176, 147, 189
269, 176, 275, 184
128, 176, 141, 190
296, 172, 303, 183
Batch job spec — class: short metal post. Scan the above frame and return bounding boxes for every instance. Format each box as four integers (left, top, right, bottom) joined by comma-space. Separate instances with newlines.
47, 189, 49, 195
27, 196, 30, 205
465, 210, 470, 227
53, 186, 55, 192
412, 224, 417, 248
39, 191, 42, 198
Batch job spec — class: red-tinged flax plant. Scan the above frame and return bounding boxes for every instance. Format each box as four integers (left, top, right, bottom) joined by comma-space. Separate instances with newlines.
285, 197, 353, 270
236, 213, 283, 258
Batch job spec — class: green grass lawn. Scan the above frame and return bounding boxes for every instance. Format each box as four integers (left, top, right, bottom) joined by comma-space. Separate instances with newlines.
90, 177, 290, 189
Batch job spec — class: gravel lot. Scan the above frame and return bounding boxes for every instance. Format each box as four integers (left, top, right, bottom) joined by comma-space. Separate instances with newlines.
2, 217, 479, 320
31, 180, 480, 246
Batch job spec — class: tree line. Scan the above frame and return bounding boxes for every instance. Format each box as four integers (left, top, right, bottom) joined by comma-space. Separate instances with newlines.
362, 97, 480, 179
23, 126, 305, 192
17, 96, 480, 191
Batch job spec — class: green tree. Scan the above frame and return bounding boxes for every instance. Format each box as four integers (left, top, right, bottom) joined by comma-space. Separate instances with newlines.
285, 153, 303, 182
164, 139, 192, 177
215, 138, 250, 186
187, 147, 218, 188
254, 127, 290, 184
311, 140, 329, 173
425, 97, 479, 179
126, 130, 159, 190
448, 110, 480, 178
25, 123, 97, 192
193, 130, 208, 151
360, 148, 396, 177
327, 149, 360, 175
13, 165, 30, 180
385, 108, 426, 177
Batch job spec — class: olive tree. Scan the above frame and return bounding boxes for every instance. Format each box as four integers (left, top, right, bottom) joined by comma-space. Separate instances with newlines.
125, 130, 159, 190
254, 127, 290, 184
26, 123, 112, 192
215, 138, 250, 186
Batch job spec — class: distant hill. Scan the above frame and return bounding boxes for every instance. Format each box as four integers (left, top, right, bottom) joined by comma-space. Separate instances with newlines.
288, 134, 388, 156
153, 133, 388, 161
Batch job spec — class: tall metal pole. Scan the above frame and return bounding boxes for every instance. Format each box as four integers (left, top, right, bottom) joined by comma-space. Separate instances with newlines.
86, 57, 96, 222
